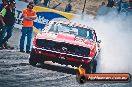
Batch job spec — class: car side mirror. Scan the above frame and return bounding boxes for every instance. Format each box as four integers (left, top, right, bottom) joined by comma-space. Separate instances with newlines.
97, 40, 101, 43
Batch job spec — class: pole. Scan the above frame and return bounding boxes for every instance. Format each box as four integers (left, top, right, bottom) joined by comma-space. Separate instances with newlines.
82, 0, 87, 19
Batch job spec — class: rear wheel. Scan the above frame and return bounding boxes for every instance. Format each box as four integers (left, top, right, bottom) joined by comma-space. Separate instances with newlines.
92, 59, 97, 73
85, 59, 97, 74
85, 65, 92, 74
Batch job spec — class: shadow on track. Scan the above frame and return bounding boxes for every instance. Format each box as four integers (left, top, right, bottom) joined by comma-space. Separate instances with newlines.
34, 62, 78, 75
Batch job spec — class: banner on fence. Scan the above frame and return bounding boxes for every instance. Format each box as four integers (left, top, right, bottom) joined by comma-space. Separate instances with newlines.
15, 1, 75, 30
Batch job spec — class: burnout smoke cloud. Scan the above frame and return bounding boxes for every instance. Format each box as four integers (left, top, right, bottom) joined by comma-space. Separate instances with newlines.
72, 12, 132, 74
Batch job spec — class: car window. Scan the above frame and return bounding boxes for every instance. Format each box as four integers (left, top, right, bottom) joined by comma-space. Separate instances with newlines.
48, 22, 94, 40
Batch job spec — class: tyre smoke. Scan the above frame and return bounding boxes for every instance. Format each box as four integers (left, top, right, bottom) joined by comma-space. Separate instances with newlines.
72, 13, 132, 74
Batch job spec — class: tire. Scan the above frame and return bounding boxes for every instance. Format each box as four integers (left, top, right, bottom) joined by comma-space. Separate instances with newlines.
29, 51, 37, 66
85, 59, 97, 74
85, 65, 92, 74
92, 59, 97, 73
29, 58, 37, 66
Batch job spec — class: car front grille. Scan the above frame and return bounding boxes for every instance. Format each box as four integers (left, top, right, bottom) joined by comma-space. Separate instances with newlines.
36, 39, 90, 56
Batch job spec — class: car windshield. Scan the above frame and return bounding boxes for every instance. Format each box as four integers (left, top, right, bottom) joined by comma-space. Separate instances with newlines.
48, 22, 94, 40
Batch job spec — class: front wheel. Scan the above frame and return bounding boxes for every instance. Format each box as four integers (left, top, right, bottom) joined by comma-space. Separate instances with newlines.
29, 51, 37, 66
29, 58, 37, 66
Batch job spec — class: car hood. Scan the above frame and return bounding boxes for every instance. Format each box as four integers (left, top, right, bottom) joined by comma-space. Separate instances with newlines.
36, 32, 95, 49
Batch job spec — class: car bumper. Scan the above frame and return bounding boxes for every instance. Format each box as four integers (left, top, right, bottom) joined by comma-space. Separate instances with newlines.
31, 46, 92, 66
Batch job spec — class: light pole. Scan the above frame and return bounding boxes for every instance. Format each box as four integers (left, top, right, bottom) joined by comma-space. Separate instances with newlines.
82, 0, 87, 19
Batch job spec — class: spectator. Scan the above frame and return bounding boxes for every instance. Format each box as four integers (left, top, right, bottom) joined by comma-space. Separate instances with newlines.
34, 0, 38, 5
107, 0, 115, 7
43, 0, 50, 7
117, 0, 122, 13
0, 0, 8, 28
97, 2, 108, 15
0, 0, 8, 11
101, 2, 105, 6
19, 2, 37, 53
64, 0, 72, 12
99, 2, 106, 7
0, 0, 16, 50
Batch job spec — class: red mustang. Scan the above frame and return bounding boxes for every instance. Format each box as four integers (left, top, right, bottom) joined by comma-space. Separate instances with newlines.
29, 20, 101, 73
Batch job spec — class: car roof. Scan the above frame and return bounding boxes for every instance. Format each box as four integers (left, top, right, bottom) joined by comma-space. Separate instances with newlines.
49, 20, 94, 31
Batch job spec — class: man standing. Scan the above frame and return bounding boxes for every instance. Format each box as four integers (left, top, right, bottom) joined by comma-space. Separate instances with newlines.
43, 0, 50, 7
107, 0, 115, 7
0, 0, 8, 12
20, 2, 36, 53
64, 0, 72, 12
0, 0, 16, 49
0, 0, 8, 29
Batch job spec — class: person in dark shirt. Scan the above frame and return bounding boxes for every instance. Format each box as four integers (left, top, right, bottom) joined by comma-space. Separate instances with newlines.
33, 0, 38, 5
107, 0, 115, 7
43, 0, 50, 7
0, 0, 16, 49
0, 0, 8, 11
0, 0, 8, 28
64, 0, 72, 12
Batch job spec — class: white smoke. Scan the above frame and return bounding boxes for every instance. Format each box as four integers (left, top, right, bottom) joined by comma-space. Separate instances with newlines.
72, 12, 132, 74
